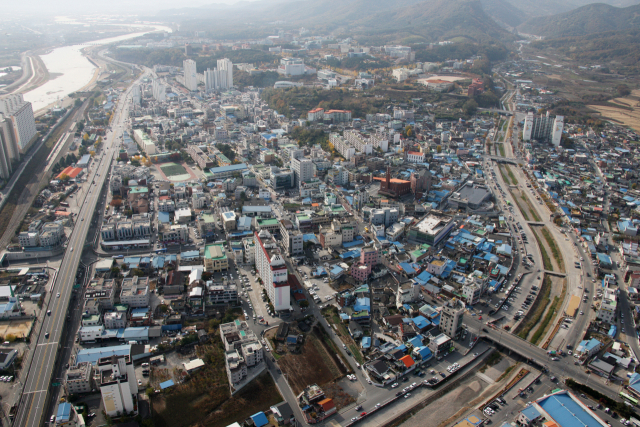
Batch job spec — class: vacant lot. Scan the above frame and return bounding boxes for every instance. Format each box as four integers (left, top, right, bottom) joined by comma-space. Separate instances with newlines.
279, 331, 345, 395
152, 336, 282, 427
0, 318, 35, 339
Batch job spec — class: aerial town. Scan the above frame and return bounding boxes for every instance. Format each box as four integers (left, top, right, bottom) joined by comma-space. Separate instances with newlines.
0, 3, 640, 427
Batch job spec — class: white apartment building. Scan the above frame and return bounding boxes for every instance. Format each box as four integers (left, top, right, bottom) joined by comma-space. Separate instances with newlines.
206, 282, 239, 305
158, 199, 175, 212
243, 237, 255, 264
103, 312, 127, 329
0, 117, 19, 179
98, 355, 137, 417
254, 230, 290, 311
344, 130, 373, 155
183, 59, 198, 91
597, 285, 617, 324
329, 133, 355, 160
120, 276, 150, 308
19, 231, 40, 247
152, 80, 167, 102
441, 299, 465, 339
0, 94, 37, 152
407, 151, 425, 163
290, 157, 314, 187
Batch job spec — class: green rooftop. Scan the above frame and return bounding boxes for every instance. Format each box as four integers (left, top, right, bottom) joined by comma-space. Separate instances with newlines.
129, 186, 149, 194
201, 213, 215, 223
257, 218, 279, 226
204, 244, 227, 260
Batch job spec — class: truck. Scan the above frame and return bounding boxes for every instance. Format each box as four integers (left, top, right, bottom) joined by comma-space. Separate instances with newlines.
60, 202, 69, 207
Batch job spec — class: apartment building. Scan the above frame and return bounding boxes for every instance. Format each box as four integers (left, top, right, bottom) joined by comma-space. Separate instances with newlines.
119, 276, 150, 308
440, 299, 465, 339
206, 281, 238, 305
161, 224, 188, 243
18, 231, 40, 247
255, 230, 290, 311
65, 362, 93, 395
187, 145, 214, 168
280, 225, 303, 256
0, 117, 20, 179
183, 59, 198, 91
243, 237, 255, 264
523, 111, 564, 147
0, 94, 37, 152
104, 311, 127, 329
97, 355, 137, 417
220, 320, 264, 386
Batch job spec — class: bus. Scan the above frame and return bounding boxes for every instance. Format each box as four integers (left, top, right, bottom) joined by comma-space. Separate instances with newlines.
155, 248, 167, 254
620, 392, 638, 406
112, 255, 124, 259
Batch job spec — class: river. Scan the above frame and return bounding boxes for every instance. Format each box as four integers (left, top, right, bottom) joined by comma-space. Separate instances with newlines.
24, 23, 172, 112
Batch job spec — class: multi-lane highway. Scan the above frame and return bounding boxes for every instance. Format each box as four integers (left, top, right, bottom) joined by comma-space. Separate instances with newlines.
13, 73, 144, 427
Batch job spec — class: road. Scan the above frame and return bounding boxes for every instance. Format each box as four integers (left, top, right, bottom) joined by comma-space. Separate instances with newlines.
12, 72, 143, 427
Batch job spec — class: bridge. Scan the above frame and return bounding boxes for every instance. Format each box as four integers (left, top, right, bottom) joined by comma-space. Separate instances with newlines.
486, 155, 519, 165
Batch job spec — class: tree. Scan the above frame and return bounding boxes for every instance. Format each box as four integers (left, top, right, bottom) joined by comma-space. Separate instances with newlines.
110, 199, 123, 207
82, 133, 89, 141
616, 84, 631, 97
110, 267, 121, 276
463, 99, 478, 116
59, 173, 70, 182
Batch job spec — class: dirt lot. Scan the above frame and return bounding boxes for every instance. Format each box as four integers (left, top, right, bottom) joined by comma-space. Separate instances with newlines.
0, 319, 34, 339
278, 329, 346, 395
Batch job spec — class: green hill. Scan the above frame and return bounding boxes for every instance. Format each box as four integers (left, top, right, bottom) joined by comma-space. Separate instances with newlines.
518, 3, 640, 37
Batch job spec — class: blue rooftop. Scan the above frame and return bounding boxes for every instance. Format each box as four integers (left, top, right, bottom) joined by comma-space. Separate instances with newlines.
536, 391, 604, 427
160, 379, 175, 389
250, 412, 269, 427
209, 163, 248, 174
76, 344, 131, 365
56, 403, 72, 422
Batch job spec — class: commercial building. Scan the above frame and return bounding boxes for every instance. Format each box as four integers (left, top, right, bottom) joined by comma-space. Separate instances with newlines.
518, 390, 608, 427
407, 212, 455, 245
523, 111, 564, 147
291, 156, 314, 187
281, 225, 303, 256
208, 163, 248, 180
204, 243, 229, 272
207, 281, 238, 305
255, 230, 290, 311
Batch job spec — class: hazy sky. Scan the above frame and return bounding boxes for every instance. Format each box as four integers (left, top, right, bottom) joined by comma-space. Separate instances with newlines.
6, 0, 267, 16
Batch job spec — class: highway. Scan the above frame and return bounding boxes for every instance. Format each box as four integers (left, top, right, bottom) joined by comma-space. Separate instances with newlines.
12, 73, 144, 427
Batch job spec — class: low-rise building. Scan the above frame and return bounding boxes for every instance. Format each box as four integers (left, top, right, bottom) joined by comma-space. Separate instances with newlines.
65, 362, 94, 394
120, 276, 150, 308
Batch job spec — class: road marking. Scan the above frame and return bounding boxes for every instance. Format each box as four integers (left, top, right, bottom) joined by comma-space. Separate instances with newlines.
36, 342, 58, 347
22, 390, 47, 395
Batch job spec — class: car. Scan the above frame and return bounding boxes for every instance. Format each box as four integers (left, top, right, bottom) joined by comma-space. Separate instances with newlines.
376, 403, 381, 408
47, 310, 51, 315
45, 332, 50, 338
360, 412, 367, 416
396, 391, 402, 396
404, 393, 411, 399
57, 293, 60, 298
391, 383, 399, 388
580, 311, 584, 315
351, 417, 358, 422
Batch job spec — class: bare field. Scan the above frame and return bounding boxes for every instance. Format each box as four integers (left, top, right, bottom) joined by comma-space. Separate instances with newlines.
589, 96, 640, 132
279, 332, 345, 395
